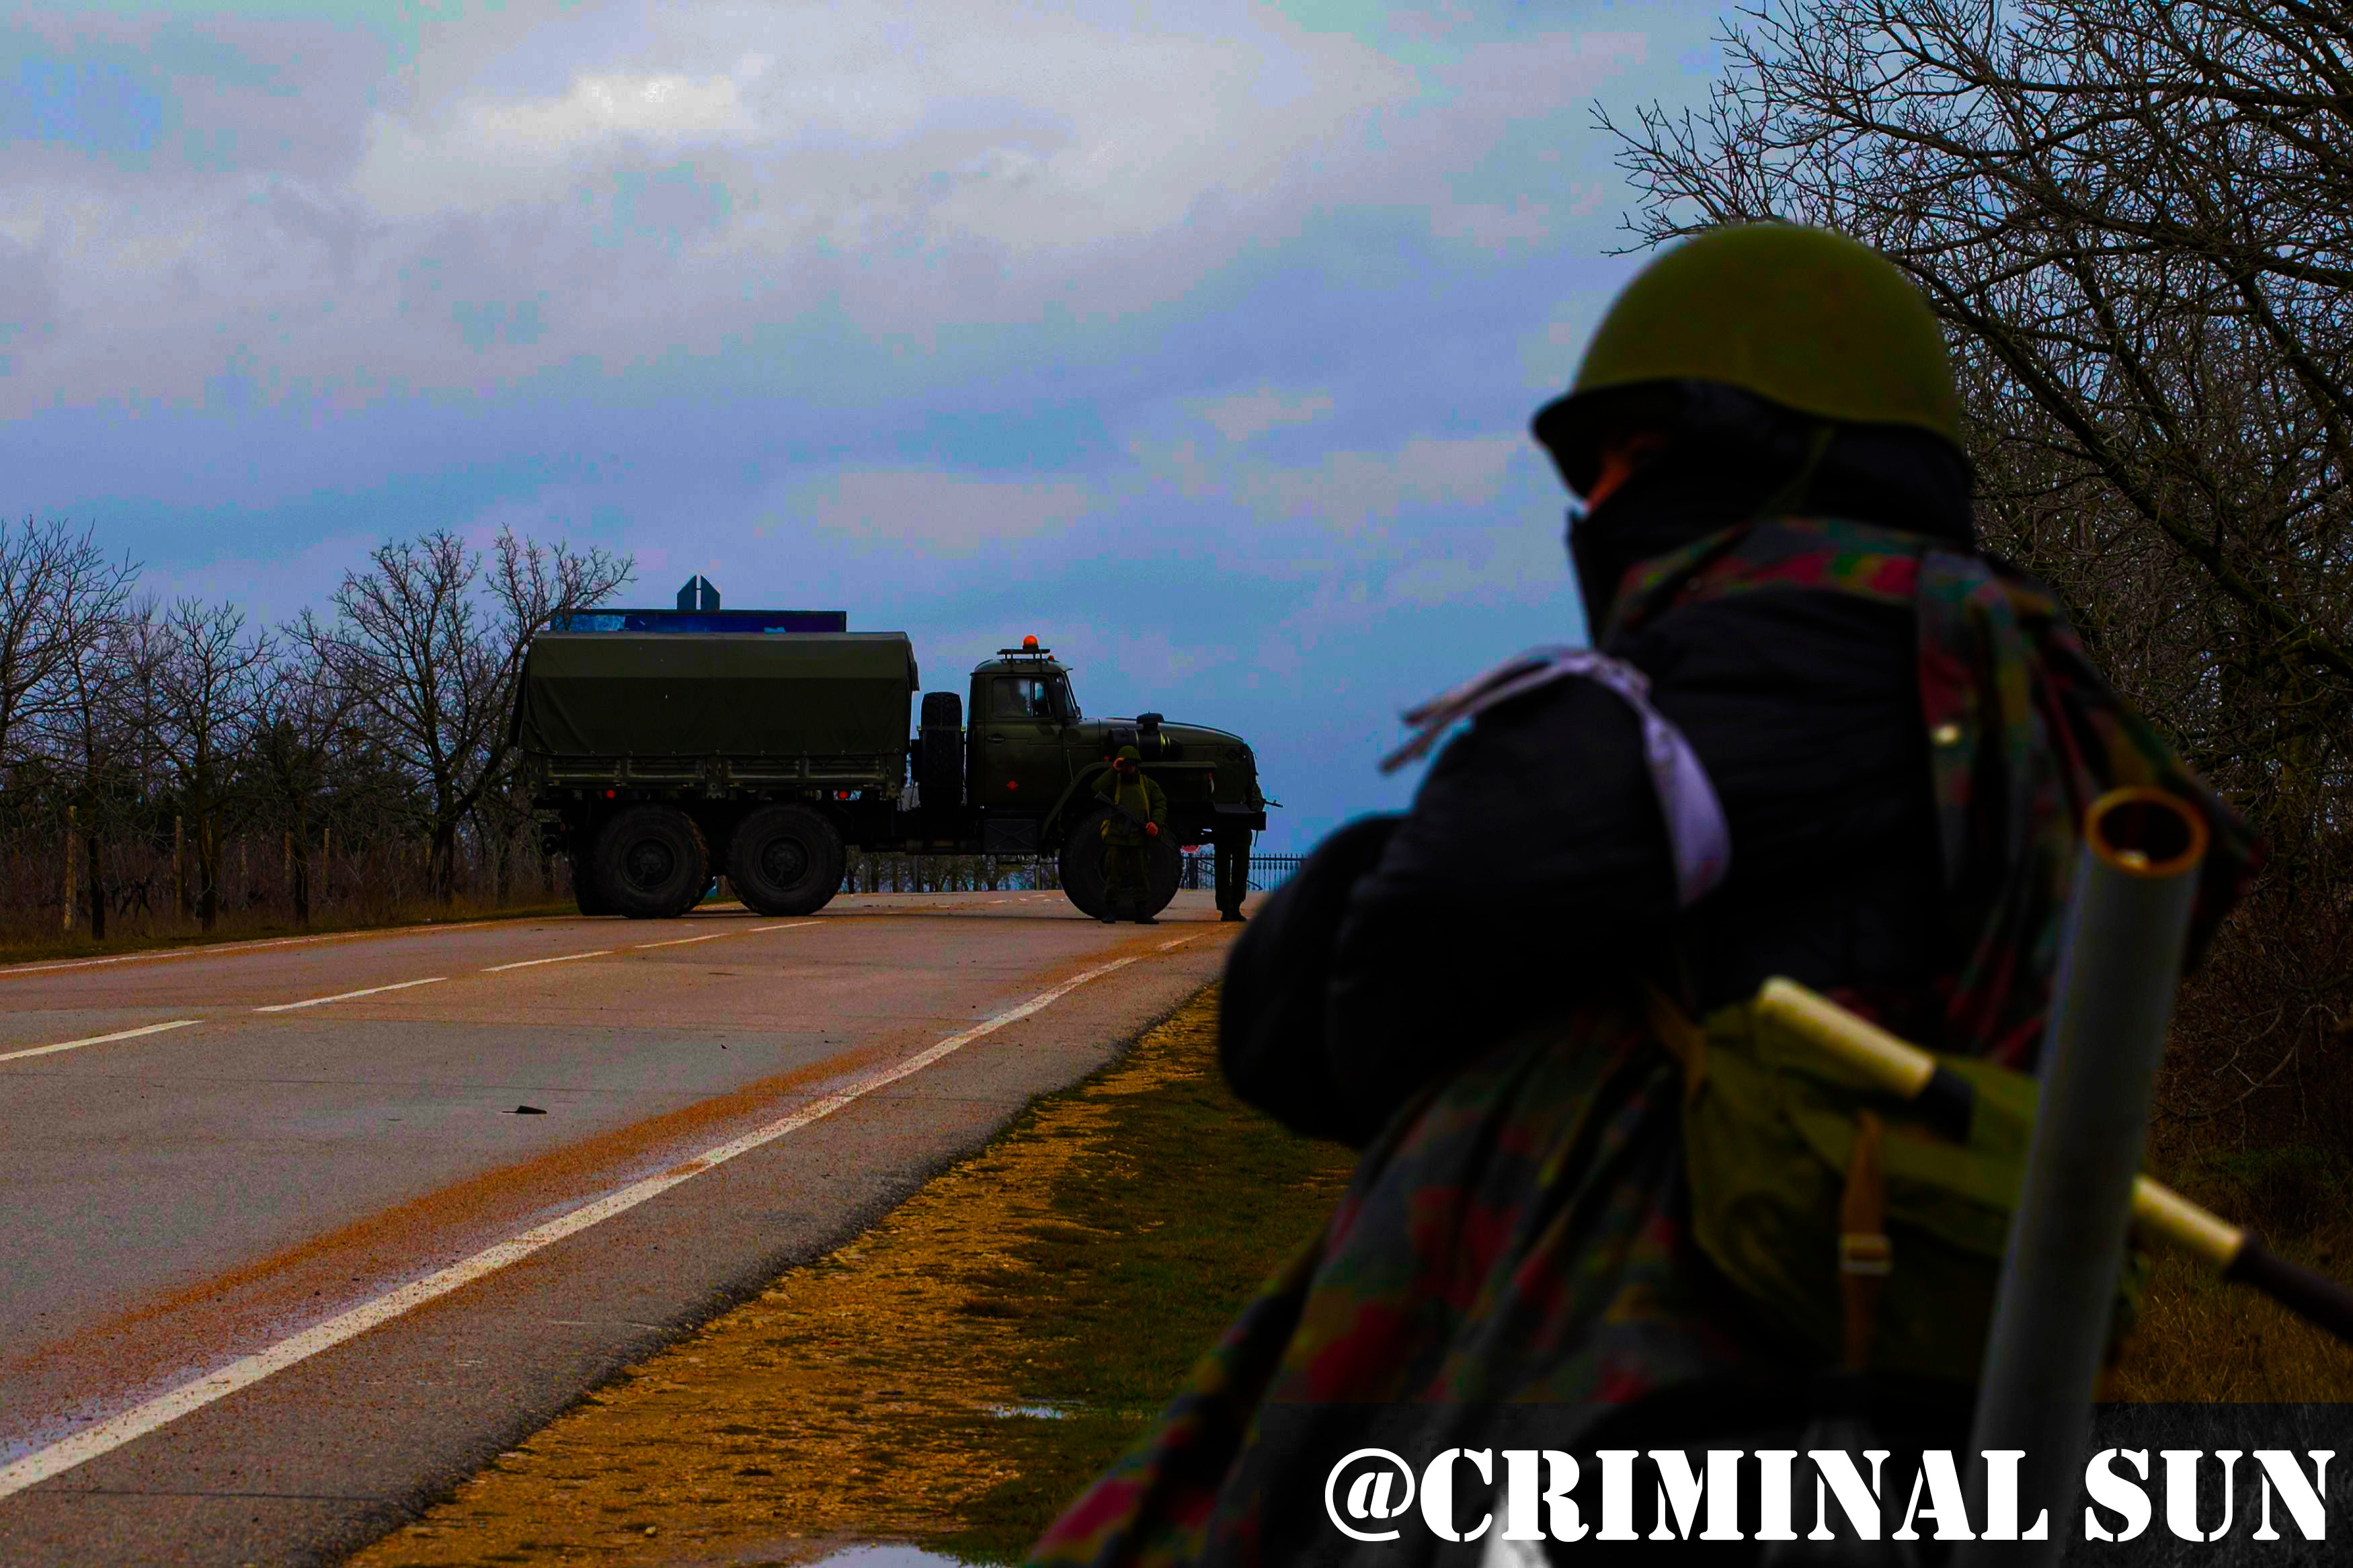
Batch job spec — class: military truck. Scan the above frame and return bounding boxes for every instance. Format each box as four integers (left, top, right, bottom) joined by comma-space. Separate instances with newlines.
511, 632, 1267, 921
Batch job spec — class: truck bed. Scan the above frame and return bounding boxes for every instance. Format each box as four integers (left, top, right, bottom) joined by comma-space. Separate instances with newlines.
512, 632, 917, 766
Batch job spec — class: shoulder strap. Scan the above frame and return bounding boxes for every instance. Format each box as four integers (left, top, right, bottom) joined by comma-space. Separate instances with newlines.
1383, 646, 1730, 907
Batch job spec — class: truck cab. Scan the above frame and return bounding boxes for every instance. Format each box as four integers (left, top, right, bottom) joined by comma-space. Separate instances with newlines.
955, 638, 1265, 865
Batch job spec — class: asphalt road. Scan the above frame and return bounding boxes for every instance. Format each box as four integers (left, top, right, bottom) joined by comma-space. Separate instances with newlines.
0, 890, 1241, 1566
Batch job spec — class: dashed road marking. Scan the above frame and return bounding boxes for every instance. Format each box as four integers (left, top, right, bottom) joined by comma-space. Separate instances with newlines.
636, 920, 818, 948
0, 1020, 204, 1065
483, 950, 612, 974
253, 977, 447, 1014
0, 954, 1136, 1501
1158, 936, 1200, 950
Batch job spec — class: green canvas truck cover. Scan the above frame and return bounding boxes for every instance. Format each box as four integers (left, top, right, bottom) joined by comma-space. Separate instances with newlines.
513, 632, 916, 759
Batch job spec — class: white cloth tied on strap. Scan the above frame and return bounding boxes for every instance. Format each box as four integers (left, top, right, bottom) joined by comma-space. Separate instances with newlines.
1380, 646, 1732, 909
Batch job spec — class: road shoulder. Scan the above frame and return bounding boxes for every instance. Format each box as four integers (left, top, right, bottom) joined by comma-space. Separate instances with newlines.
343, 984, 1355, 1567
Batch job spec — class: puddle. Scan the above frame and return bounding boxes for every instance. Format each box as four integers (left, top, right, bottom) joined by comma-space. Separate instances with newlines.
807, 1548, 973, 1567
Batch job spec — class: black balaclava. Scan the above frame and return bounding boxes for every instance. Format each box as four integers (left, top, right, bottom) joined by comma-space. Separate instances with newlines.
1552, 381, 1977, 635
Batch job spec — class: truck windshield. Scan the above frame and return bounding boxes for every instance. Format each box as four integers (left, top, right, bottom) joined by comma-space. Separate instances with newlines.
992, 676, 1072, 721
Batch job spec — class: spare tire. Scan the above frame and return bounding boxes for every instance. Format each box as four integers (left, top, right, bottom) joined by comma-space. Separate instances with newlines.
592, 805, 709, 919
916, 690, 963, 815
727, 803, 846, 916
1057, 806, 1180, 921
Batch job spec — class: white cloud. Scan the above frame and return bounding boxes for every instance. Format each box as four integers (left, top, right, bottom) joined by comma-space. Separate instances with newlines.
1195, 387, 1337, 443
0, 3, 1675, 416
351, 65, 767, 220
783, 468, 1098, 556
1429, 198, 1556, 249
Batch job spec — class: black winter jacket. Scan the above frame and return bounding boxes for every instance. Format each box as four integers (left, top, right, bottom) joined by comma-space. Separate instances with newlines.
1220, 409, 1975, 1147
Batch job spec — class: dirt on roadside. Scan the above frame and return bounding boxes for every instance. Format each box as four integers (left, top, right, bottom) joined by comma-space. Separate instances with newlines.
346, 985, 1355, 1568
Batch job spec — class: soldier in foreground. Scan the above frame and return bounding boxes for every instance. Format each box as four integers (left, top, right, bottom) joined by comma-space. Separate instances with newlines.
1094, 745, 1168, 924
1030, 224, 2254, 1563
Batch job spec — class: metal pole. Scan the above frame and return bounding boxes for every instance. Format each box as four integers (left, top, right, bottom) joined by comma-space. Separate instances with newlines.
173, 814, 184, 920
1956, 788, 2208, 1565
63, 804, 76, 933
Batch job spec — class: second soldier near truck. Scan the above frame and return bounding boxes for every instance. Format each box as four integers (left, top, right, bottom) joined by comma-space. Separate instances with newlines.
1092, 745, 1167, 923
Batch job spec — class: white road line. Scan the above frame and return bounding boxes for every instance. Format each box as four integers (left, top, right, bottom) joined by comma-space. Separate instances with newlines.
251, 977, 446, 1014
0, 954, 1136, 1501
483, 950, 611, 974
0, 1019, 203, 1065
635, 919, 819, 949
1157, 936, 1200, 951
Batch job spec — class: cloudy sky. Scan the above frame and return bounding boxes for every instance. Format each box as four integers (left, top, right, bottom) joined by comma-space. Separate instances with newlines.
5, 1, 1728, 850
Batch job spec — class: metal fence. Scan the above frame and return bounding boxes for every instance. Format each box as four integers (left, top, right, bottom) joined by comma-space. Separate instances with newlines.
1177, 851, 1305, 893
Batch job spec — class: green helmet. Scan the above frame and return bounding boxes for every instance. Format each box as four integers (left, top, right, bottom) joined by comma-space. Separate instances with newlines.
1115, 744, 1142, 764
1534, 224, 1964, 495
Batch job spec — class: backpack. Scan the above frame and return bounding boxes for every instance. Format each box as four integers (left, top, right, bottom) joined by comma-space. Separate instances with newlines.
1650, 987, 2144, 1383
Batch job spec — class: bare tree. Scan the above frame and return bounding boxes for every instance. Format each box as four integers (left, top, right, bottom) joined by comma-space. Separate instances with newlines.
154, 599, 275, 931
1596, 0, 2353, 1152
319, 527, 630, 902
1599, 0, 2353, 840
0, 518, 137, 773
245, 613, 360, 927
47, 602, 165, 938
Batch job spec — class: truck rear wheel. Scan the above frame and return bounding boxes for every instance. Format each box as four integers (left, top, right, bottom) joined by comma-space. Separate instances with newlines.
1057, 807, 1180, 921
571, 856, 614, 917
727, 804, 845, 916
592, 805, 710, 919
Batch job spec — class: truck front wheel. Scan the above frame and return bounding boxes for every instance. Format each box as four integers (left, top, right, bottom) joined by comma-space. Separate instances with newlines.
592, 805, 710, 919
1057, 808, 1180, 921
727, 804, 845, 916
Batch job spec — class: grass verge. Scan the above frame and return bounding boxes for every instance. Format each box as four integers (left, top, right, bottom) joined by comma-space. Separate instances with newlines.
0, 898, 580, 968
346, 984, 1355, 1567
2112, 1145, 2353, 1400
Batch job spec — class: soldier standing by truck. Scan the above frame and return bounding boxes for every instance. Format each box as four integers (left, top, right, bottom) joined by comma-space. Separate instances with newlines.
1092, 745, 1166, 923
1211, 831, 1250, 923
1140, 710, 1248, 922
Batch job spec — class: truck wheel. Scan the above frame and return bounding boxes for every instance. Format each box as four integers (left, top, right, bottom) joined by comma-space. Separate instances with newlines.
727, 804, 845, 916
592, 805, 710, 919
571, 856, 614, 917
1057, 808, 1181, 921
